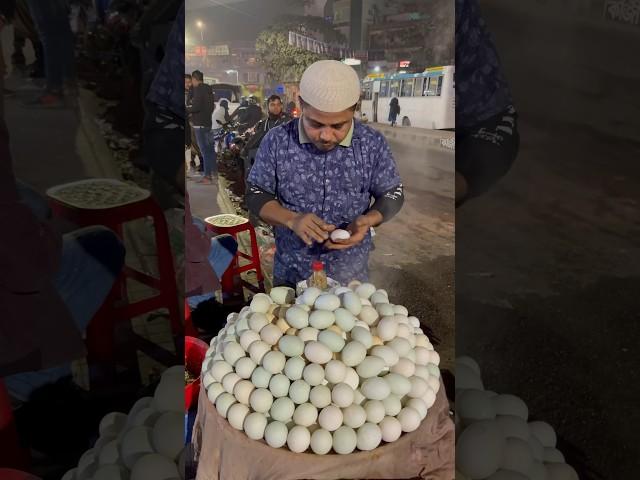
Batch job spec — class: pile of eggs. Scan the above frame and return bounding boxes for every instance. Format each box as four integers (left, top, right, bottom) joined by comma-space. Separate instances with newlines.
455, 356, 579, 480
202, 282, 441, 455
61, 367, 185, 480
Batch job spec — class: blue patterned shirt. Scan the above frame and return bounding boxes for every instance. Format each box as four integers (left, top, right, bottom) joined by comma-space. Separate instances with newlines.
456, 0, 513, 127
248, 119, 402, 286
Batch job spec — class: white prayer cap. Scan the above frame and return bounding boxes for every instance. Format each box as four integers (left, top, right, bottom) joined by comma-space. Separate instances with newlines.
299, 60, 361, 113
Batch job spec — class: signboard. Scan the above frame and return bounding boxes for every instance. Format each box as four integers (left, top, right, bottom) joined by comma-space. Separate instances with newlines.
288, 31, 353, 58
194, 46, 207, 56
275, 84, 285, 94
365, 73, 385, 80
372, 81, 381, 93
603, 0, 640, 26
399, 60, 411, 68
207, 44, 230, 56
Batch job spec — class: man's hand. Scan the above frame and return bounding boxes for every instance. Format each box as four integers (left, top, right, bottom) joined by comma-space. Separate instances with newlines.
325, 213, 379, 250
287, 213, 335, 246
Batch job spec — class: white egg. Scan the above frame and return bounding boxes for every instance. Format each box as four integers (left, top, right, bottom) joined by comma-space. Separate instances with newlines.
215, 392, 236, 418
301, 287, 322, 305
276, 335, 304, 358
250, 366, 272, 388
356, 422, 382, 451
249, 388, 274, 413
221, 372, 242, 394
293, 403, 319, 427
370, 292, 389, 306
153, 374, 183, 413
98, 439, 121, 466
387, 337, 412, 357
383, 373, 411, 396
227, 403, 250, 430
283, 356, 306, 381
342, 404, 367, 429
259, 324, 283, 346
341, 291, 363, 316
353, 388, 366, 405
318, 405, 343, 431
285, 306, 310, 329
358, 306, 379, 326
423, 387, 437, 408
528, 434, 545, 462
331, 383, 355, 408
314, 294, 341, 312
234, 357, 257, 379
308, 384, 332, 409
239, 330, 261, 352
332, 426, 357, 454
427, 363, 441, 379
341, 341, 367, 367
382, 394, 402, 416
413, 347, 430, 366
391, 358, 416, 377
376, 303, 396, 317
502, 437, 534, 476
120, 426, 154, 469
543, 447, 565, 463
150, 411, 183, 460
324, 360, 347, 384
308, 310, 335, 330
92, 464, 127, 480
391, 304, 408, 316
356, 356, 386, 378
269, 286, 295, 305
361, 377, 391, 400
330, 228, 351, 241
289, 379, 311, 404
285, 425, 310, 453
495, 415, 530, 441
304, 341, 333, 364
493, 394, 529, 421
456, 420, 505, 479
315, 330, 344, 353
269, 374, 291, 398
248, 312, 269, 332
264, 421, 289, 448
302, 363, 325, 386
130, 406, 160, 428
99, 412, 127, 437
397, 407, 421, 433
363, 400, 386, 424
355, 283, 376, 299
248, 340, 271, 364
270, 397, 295, 422
455, 356, 481, 375
350, 326, 373, 349
379, 416, 402, 443
407, 398, 428, 420
354, 320, 371, 330
427, 350, 440, 366
298, 327, 319, 342
333, 308, 357, 332
77, 448, 98, 479
262, 351, 286, 374
545, 463, 579, 480
343, 367, 361, 390
408, 376, 429, 398
396, 323, 413, 340
232, 380, 255, 405
244, 412, 267, 440
528, 421, 557, 448
375, 316, 397, 341
309, 428, 333, 455
130, 453, 179, 480
370, 345, 399, 367
456, 363, 484, 391
127, 397, 153, 426
94, 433, 117, 454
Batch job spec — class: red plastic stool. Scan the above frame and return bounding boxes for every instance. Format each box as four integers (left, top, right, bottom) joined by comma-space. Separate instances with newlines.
46, 179, 181, 369
0, 380, 30, 470
204, 214, 264, 303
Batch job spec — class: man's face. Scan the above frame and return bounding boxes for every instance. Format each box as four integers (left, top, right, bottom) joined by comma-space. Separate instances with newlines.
192, 77, 201, 87
185, 77, 192, 90
301, 103, 354, 152
268, 99, 283, 116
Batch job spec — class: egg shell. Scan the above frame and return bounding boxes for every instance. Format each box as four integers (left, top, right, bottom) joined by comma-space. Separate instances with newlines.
317, 330, 345, 352
332, 426, 357, 454
351, 326, 373, 349
456, 420, 505, 479
376, 303, 396, 318
77, 448, 98, 479
298, 326, 319, 342
212, 360, 234, 382
239, 330, 261, 352
310, 428, 333, 455
528, 421, 557, 448
318, 405, 343, 431
331, 383, 355, 408
356, 423, 382, 451
413, 347, 430, 366
355, 283, 376, 299
264, 421, 289, 448
301, 287, 323, 305
126, 397, 153, 425
314, 294, 341, 312
289, 379, 311, 404
407, 398, 428, 420
293, 403, 319, 427
493, 394, 529, 421
244, 412, 268, 440
284, 356, 306, 381
222, 372, 242, 394
150, 411, 184, 461
356, 356, 386, 378
324, 359, 348, 384
502, 437, 534, 475
99, 412, 127, 438
330, 228, 351, 241
248, 312, 269, 333
248, 341, 271, 364
250, 366, 272, 388
232, 380, 255, 404
202, 371, 217, 390
98, 439, 121, 466
408, 376, 429, 398
227, 403, 250, 430
260, 324, 283, 346
130, 453, 179, 480
371, 345, 400, 367
270, 286, 295, 305
341, 341, 367, 367
287, 425, 311, 453
376, 316, 398, 341
379, 416, 402, 442
456, 363, 484, 391
250, 294, 272, 312
341, 291, 363, 316
276, 317, 291, 333
543, 447, 565, 463
309, 310, 336, 329
363, 400, 386, 424
354, 320, 370, 330
249, 388, 274, 413
382, 394, 402, 416
286, 306, 310, 329
348, 280, 362, 289
215, 393, 237, 418
235, 357, 257, 379
391, 357, 416, 377
269, 374, 292, 398
427, 363, 441, 379
270, 397, 295, 422
353, 388, 366, 405
342, 404, 367, 429
309, 384, 332, 408
303, 363, 325, 386
262, 350, 286, 374
304, 341, 333, 364
384, 373, 412, 399
457, 389, 496, 424
396, 323, 413, 340
387, 337, 412, 357
206, 382, 225, 404
358, 306, 379, 326
423, 387, 437, 408
495, 415, 530, 441
427, 350, 441, 366
343, 367, 360, 390
120, 427, 154, 469
528, 434, 545, 462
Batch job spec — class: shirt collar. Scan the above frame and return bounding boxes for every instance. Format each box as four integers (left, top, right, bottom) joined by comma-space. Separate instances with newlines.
298, 116, 354, 147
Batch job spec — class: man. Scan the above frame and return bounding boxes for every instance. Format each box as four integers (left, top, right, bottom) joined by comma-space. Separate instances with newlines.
455, 0, 519, 206
187, 70, 216, 184
245, 95, 263, 130
242, 94, 291, 179
246, 60, 404, 287
229, 96, 250, 132
185, 73, 202, 174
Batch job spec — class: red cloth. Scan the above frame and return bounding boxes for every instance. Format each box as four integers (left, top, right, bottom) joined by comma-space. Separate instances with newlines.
185, 193, 219, 297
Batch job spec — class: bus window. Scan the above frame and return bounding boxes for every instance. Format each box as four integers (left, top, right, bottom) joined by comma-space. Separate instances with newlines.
414, 78, 424, 96
389, 80, 400, 98
400, 78, 414, 97
425, 77, 439, 96
436, 76, 443, 96
380, 81, 389, 97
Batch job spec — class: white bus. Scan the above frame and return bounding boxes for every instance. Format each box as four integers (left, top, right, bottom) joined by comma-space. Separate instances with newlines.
360, 66, 455, 130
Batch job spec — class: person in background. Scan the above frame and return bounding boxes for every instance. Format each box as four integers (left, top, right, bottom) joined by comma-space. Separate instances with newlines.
455, 0, 519, 206
244, 95, 263, 131
246, 60, 404, 287
389, 97, 400, 127
229, 96, 250, 131
187, 70, 216, 184
241, 94, 290, 180
11, 0, 45, 78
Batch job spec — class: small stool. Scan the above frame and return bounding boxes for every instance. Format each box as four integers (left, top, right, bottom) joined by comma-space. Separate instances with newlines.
204, 214, 264, 303
47, 179, 181, 373
0, 380, 30, 470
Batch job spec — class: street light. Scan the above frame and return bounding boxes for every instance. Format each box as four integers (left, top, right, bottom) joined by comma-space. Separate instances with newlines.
196, 20, 204, 42
226, 69, 239, 85
373, 65, 381, 73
